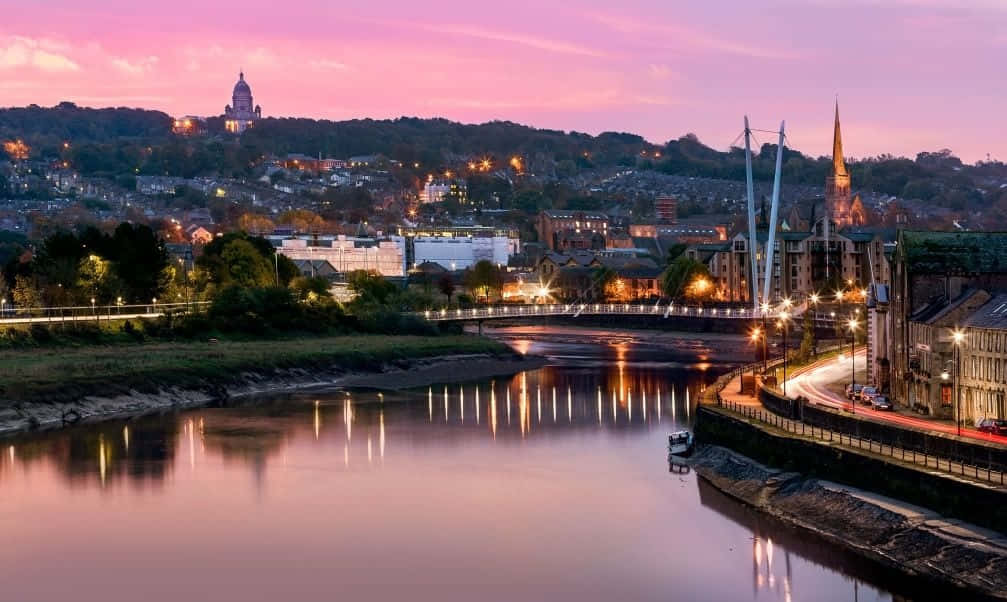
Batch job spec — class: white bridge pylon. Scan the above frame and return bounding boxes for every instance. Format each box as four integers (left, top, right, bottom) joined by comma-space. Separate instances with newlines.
743, 117, 786, 311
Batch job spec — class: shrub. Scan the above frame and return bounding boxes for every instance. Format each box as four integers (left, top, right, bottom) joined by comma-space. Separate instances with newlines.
28, 323, 52, 343
122, 320, 144, 342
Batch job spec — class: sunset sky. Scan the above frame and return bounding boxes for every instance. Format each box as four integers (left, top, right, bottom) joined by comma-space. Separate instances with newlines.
2, 0, 1004, 162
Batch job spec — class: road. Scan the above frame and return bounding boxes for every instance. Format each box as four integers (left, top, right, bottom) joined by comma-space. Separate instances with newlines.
786, 349, 1007, 446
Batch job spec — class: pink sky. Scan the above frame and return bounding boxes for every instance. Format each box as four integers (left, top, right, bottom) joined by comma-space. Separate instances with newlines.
1, 0, 1004, 162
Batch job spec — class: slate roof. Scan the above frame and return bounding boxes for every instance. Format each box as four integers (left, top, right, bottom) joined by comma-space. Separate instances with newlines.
900, 231, 1007, 274
964, 294, 1007, 330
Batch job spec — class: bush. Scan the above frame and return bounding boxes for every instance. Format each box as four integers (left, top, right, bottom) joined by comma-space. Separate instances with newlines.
122, 320, 144, 342
28, 323, 52, 343
65, 322, 103, 343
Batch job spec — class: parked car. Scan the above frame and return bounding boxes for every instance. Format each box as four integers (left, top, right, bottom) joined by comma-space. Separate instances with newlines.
859, 386, 879, 403
977, 419, 1007, 436
845, 383, 864, 400
871, 395, 893, 411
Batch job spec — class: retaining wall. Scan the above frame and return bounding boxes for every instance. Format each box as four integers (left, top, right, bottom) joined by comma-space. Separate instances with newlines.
696, 405, 1007, 534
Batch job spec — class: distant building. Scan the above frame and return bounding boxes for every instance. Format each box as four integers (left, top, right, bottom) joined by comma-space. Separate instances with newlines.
185, 225, 214, 245
629, 222, 726, 244
397, 225, 519, 271
422, 179, 467, 204
536, 210, 609, 251
825, 104, 866, 228
276, 236, 405, 277
224, 72, 261, 134
172, 116, 206, 136
655, 195, 677, 224
136, 176, 185, 195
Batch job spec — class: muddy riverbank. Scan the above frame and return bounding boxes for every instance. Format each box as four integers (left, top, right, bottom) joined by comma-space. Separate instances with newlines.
0, 353, 546, 438
692, 444, 1007, 601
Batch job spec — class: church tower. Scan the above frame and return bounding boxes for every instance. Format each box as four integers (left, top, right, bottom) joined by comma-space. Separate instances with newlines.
825, 103, 852, 227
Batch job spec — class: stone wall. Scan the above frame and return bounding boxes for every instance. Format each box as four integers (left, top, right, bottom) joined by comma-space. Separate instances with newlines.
696, 405, 1007, 533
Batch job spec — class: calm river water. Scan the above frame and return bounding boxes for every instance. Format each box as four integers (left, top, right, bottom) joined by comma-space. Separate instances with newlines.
0, 327, 933, 601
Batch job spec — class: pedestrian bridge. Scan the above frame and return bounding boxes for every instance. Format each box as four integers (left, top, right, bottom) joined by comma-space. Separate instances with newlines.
419, 303, 785, 323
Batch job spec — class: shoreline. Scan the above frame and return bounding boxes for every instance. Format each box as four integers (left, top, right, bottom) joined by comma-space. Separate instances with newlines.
692, 444, 1007, 601
0, 351, 547, 438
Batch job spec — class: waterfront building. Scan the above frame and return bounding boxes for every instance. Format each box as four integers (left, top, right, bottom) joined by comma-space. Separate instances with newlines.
276, 236, 405, 277
890, 231, 1007, 414
536, 210, 609, 251
686, 216, 888, 304
224, 72, 262, 134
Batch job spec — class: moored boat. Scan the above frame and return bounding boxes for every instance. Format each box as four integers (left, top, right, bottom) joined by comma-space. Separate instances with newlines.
667, 430, 694, 457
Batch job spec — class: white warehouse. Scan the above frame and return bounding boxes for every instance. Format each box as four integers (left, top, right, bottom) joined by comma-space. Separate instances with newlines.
398, 226, 519, 271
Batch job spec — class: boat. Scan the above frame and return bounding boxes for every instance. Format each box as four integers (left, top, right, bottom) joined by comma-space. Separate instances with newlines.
667, 430, 694, 457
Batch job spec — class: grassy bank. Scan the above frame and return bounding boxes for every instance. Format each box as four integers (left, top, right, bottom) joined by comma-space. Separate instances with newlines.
0, 334, 510, 406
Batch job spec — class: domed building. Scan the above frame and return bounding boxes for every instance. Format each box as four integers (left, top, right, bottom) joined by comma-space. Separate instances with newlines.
224, 71, 261, 134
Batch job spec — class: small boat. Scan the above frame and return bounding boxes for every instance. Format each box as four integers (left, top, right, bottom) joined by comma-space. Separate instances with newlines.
667, 430, 694, 457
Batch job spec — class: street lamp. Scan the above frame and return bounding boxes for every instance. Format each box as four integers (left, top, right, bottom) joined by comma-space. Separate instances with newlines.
951, 328, 965, 437
848, 317, 859, 414
779, 310, 791, 395
749, 326, 764, 387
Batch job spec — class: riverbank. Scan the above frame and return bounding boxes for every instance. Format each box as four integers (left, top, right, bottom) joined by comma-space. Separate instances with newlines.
0, 334, 543, 437
692, 445, 1007, 601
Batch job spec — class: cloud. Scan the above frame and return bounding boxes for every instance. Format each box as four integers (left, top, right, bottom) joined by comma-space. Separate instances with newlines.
367, 19, 607, 57
648, 64, 673, 80
585, 12, 795, 59
310, 59, 349, 71
0, 37, 79, 72
111, 55, 159, 76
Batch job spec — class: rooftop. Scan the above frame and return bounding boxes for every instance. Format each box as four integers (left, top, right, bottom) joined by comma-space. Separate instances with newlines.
900, 231, 1007, 274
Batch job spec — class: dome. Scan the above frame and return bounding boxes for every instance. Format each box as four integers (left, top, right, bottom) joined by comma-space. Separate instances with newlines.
233, 72, 252, 98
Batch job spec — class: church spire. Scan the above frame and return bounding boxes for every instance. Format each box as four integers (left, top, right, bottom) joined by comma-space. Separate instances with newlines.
832, 101, 847, 177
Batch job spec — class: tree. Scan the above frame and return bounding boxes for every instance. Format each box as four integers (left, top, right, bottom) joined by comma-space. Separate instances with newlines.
220, 239, 274, 288
291, 276, 333, 303
12, 275, 41, 309
238, 213, 275, 235
464, 260, 503, 301
437, 274, 455, 304
796, 310, 816, 363
661, 256, 711, 300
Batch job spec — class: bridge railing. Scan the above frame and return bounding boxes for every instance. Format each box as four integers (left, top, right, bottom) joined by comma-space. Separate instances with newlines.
420, 303, 780, 321
0, 301, 210, 325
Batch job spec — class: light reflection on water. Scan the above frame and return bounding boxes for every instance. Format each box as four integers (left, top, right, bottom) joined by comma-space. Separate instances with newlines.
0, 330, 930, 602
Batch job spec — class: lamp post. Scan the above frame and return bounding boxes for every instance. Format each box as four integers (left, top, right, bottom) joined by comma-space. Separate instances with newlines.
760, 302, 770, 373
90, 297, 96, 323
952, 329, 965, 437
779, 309, 791, 395
1, 297, 5, 319
848, 316, 859, 414
750, 326, 763, 391
809, 293, 820, 358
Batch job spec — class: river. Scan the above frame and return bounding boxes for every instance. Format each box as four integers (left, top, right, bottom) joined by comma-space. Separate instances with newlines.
0, 327, 932, 601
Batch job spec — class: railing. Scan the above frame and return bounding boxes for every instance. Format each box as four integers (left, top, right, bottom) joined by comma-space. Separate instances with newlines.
0, 301, 209, 325
715, 396, 1007, 488
419, 303, 792, 322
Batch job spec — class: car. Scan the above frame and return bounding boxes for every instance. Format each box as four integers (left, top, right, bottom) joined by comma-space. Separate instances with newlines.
871, 395, 893, 411
845, 383, 864, 400
859, 386, 879, 403
977, 419, 1007, 436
